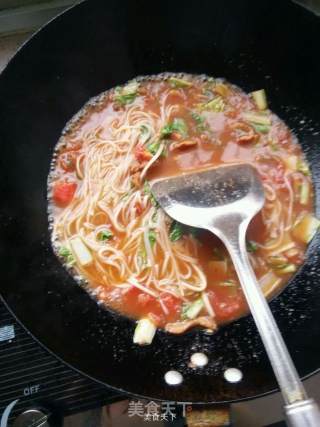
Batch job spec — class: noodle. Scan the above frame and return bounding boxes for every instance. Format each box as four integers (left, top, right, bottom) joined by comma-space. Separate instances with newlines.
49, 74, 315, 337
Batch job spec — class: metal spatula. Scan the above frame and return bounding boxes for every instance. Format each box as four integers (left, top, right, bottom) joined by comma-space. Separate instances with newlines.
151, 163, 320, 427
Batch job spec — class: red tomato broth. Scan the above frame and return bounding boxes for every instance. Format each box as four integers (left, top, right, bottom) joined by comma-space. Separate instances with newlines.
49, 75, 314, 331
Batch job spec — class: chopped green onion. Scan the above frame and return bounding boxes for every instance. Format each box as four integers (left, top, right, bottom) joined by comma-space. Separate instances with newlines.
251, 89, 268, 110
269, 138, 278, 151
275, 264, 297, 274
58, 246, 75, 266
198, 96, 225, 112
133, 318, 156, 345
243, 112, 271, 126
272, 242, 296, 255
151, 209, 158, 222
169, 221, 184, 242
181, 298, 204, 320
267, 255, 288, 268
120, 190, 131, 201
219, 280, 236, 287
148, 230, 157, 248
202, 77, 216, 93
300, 181, 310, 205
252, 123, 271, 134
98, 229, 113, 241
161, 118, 188, 138
143, 181, 158, 206
292, 214, 320, 243
297, 159, 311, 176
168, 77, 193, 88
246, 240, 258, 252
284, 155, 298, 171
138, 246, 148, 267
70, 236, 93, 267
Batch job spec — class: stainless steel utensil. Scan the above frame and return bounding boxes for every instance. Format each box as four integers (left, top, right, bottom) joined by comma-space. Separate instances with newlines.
151, 163, 320, 427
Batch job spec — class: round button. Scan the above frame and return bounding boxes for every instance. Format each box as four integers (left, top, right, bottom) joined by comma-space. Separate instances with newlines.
13, 409, 50, 427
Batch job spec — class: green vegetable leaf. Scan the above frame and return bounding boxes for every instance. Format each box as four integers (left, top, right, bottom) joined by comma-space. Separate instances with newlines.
160, 118, 188, 138
191, 111, 205, 125
169, 221, 184, 242
246, 240, 258, 252
59, 246, 70, 257
168, 77, 192, 88
190, 111, 207, 131
148, 230, 157, 248
252, 123, 270, 134
114, 93, 136, 105
98, 229, 113, 241
147, 141, 161, 155
160, 124, 174, 137
172, 118, 188, 137
114, 81, 139, 106
143, 180, 158, 206
58, 246, 75, 265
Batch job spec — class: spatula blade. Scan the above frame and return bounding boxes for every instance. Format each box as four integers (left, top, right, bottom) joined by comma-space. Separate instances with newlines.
150, 164, 265, 230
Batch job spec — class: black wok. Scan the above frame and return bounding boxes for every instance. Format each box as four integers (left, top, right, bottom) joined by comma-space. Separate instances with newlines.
0, 0, 319, 404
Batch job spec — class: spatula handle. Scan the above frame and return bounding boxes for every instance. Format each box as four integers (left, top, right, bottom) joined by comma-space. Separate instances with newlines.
285, 399, 320, 427
211, 219, 320, 427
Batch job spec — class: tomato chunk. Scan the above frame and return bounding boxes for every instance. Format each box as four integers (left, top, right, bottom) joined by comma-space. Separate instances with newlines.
53, 182, 77, 206
134, 144, 152, 163
123, 286, 155, 310
59, 151, 77, 172
134, 202, 144, 216
208, 289, 245, 322
231, 122, 258, 144
160, 292, 182, 317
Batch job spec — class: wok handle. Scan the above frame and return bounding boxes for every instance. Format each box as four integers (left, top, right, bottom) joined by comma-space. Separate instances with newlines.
211, 219, 320, 426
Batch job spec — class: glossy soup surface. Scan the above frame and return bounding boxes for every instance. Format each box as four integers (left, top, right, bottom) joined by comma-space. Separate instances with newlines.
48, 75, 314, 334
